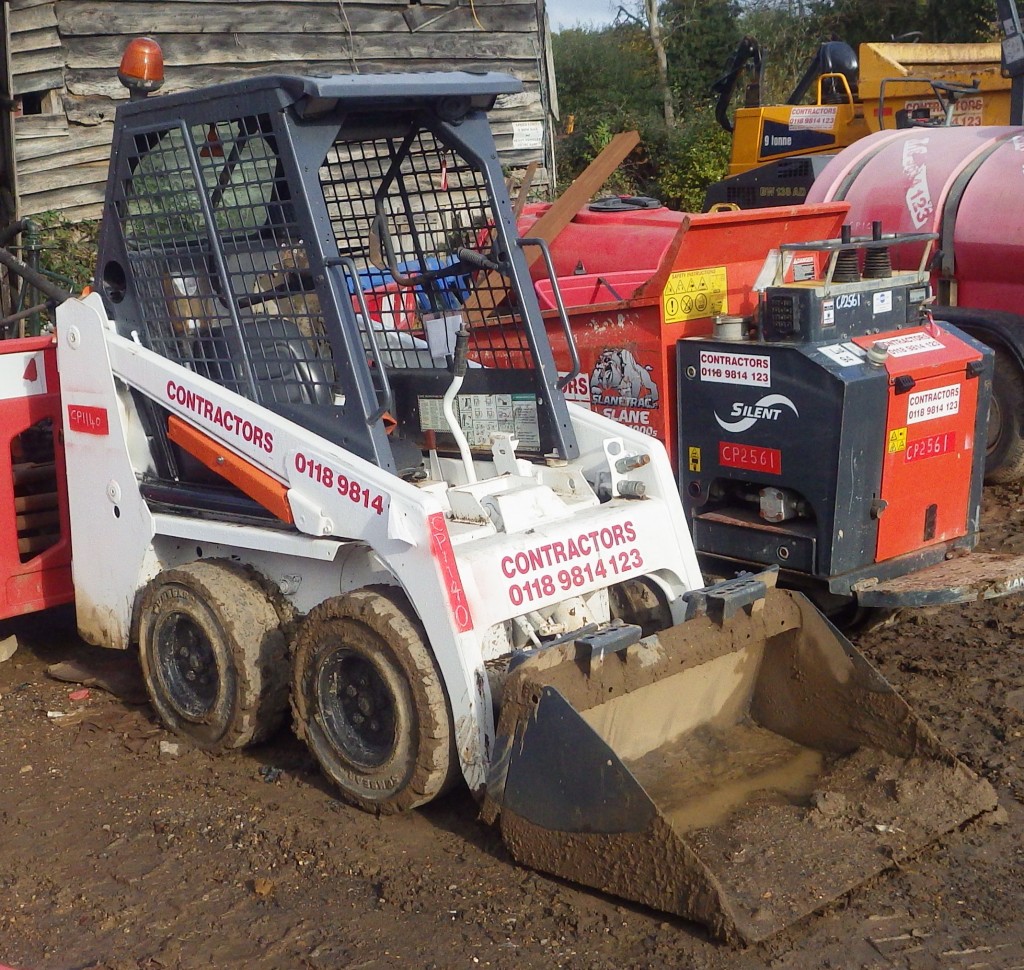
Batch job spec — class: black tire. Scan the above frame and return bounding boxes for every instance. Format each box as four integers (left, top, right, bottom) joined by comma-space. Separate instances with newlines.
985, 348, 1024, 484
137, 560, 290, 751
291, 587, 456, 815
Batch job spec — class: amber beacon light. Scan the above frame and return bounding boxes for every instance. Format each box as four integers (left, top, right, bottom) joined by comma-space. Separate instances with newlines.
118, 37, 165, 99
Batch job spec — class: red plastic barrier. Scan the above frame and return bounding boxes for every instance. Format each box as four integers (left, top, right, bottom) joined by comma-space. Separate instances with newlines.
0, 335, 74, 620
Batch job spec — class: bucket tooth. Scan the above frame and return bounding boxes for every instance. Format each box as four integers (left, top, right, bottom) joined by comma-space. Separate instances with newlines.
484, 586, 997, 943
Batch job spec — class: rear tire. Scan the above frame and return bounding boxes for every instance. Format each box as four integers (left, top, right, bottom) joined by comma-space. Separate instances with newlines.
985, 348, 1024, 484
137, 560, 289, 751
291, 587, 456, 814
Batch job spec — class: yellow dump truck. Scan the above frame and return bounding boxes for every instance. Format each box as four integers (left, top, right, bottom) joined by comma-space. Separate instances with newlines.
705, 40, 1012, 210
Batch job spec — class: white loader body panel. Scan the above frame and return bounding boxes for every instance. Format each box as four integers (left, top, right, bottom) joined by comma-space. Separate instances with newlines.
57, 294, 705, 790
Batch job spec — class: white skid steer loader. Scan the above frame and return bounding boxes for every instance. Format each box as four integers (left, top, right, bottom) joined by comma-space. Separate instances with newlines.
38, 66, 995, 943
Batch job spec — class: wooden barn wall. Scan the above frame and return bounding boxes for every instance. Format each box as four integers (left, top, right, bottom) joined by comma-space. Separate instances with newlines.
10, 0, 554, 222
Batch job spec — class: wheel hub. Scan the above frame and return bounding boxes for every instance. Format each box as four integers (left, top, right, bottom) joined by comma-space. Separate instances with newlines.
155, 612, 219, 719
317, 650, 396, 769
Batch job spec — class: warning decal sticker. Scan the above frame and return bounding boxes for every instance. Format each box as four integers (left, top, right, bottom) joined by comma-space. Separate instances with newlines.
663, 266, 728, 323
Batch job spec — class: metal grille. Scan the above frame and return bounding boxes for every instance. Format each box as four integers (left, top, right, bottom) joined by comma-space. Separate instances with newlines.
320, 126, 535, 372
116, 114, 337, 409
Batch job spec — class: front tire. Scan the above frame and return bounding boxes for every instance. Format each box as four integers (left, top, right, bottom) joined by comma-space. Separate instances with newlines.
137, 560, 289, 751
291, 587, 456, 814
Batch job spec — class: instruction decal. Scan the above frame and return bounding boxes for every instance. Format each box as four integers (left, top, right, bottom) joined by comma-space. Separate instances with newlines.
419, 393, 541, 450
664, 266, 728, 323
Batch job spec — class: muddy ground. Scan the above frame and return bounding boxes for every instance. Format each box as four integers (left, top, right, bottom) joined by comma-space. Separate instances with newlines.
3, 486, 1024, 970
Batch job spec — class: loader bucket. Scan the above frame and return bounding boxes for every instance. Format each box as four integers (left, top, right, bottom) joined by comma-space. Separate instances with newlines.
483, 579, 996, 943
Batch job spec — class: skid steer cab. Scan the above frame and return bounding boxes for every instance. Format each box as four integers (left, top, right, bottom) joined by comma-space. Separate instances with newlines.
30, 61, 995, 942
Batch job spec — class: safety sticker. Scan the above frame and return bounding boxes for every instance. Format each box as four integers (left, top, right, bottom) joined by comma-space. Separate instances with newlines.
888, 427, 907, 454
822, 299, 836, 327
906, 384, 960, 425
663, 266, 728, 323
688, 446, 701, 472
881, 331, 944, 358
819, 343, 865, 368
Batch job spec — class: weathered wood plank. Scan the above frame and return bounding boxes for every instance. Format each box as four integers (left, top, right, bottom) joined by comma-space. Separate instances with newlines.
495, 90, 542, 111
63, 32, 538, 69
10, 0, 57, 11
11, 47, 64, 76
19, 157, 105, 195
9, 4, 57, 32
12, 67, 64, 96
10, 25, 61, 54
65, 62, 542, 98
15, 122, 110, 160
54, 1, 538, 35
21, 186, 103, 218
13, 113, 68, 140
62, 93, 117, 126
17, 141, 108, 175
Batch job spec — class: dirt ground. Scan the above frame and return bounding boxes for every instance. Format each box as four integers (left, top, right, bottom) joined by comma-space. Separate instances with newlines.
3, 485, 1024, 970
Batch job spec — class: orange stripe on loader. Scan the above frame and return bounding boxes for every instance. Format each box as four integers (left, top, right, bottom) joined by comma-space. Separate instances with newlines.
167, 416, 293, 524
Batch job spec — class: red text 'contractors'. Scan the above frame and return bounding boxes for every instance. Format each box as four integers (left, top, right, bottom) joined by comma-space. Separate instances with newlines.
501, 521, 637, 578
166, 380, 274, 454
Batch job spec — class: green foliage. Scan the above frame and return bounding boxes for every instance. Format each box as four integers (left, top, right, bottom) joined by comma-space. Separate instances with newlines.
649, 109, 733, 210
553, 23, 669, 193
24, 212, 99, 291
553, 9, 736, 207
662, 0, 744, 101
806, 0, 995, 46
551, 0, 998, 208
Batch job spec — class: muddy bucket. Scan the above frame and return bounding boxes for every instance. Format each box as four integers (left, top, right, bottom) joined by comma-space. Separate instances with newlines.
482, 576, 996, 943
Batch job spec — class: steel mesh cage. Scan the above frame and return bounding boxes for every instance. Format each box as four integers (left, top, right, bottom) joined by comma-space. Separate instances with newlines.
106, 88, 570, 466
320, 125, 535, 373
115, 113, 336, 409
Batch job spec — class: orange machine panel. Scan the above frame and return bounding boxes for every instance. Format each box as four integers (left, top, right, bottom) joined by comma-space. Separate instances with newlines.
852, 326, 984, 562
